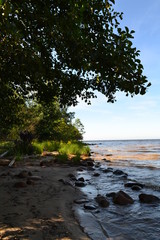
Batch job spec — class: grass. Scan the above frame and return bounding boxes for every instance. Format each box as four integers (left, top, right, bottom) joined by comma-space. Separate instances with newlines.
33, 140, 90, 156
59, 141, 90, 156
0, 140, 90, 164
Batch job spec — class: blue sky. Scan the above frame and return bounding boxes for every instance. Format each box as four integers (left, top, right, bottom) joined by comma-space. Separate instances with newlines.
70, 0, 160, 140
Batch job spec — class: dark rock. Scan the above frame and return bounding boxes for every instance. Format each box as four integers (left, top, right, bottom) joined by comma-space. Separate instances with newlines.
95, 195, 109, 208
95, 163, 100, 168
139, 193, 160, 204
74, 199, 90, 204
106, 192, 116, 198
16, 170, 28, 178
102, 158, 110, 161
113, 170, 126, 175
80, 161, 88, 167
113, 190, 134, 205
28, 171, 32, 176
78, 177, 85, 182
131, 185, 142, 191
93, 172, 100, 177
58, 179, 73, 186
84, 204, 97, 210
103, 168, 113, 173
58, 178, 65, 183
26, 179, 35, 185
87, 166, 95, 171
68, 173, 75, 178
125, 182, 144, 188
40, 160, 51, 167
75, 181, 86, 187
77, 167, 85, 172
14, 181, 27, 188
86, 160, 94, 166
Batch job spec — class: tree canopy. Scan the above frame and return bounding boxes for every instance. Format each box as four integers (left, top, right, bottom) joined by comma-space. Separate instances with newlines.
0, 0, 150, 120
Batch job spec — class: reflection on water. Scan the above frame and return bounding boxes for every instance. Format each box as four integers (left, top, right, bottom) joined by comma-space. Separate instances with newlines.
76, 139, 160, 240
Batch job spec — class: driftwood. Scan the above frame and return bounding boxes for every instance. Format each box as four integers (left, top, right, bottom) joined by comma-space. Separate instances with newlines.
0, 151, 9, 159
8, 158, 15, 167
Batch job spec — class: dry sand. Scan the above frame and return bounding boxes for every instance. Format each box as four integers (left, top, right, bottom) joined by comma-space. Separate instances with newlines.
0, 158, 90, 240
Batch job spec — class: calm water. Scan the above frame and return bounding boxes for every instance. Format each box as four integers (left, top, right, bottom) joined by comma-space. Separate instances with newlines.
75, 139, 160, 240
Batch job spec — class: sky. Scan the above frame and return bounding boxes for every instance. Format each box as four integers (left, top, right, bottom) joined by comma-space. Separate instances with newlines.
70, 0, 160, 141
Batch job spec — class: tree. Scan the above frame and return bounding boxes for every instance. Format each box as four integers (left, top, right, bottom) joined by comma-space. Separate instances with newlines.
73, 118, 85, 136
0, 0, 150, 119
6, 100, 83, 141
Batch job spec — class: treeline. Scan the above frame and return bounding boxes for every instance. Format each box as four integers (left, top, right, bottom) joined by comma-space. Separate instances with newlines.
0, 99, 84, 142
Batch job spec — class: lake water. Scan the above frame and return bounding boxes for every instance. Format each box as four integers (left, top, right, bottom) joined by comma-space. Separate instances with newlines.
74, 139, 160, 240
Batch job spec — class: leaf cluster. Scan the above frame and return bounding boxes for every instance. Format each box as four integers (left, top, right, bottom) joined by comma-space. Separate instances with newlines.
0, 0, 150, 116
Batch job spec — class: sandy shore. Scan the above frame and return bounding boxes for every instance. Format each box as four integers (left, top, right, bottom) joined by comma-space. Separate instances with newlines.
0, 158, 90, 240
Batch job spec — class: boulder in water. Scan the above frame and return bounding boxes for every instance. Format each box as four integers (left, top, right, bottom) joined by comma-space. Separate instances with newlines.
139, 193, 160, 204
95, 195, 109, 208
113, 170, 126, 176
125, 182, 144, 188
113, 190, 134, 205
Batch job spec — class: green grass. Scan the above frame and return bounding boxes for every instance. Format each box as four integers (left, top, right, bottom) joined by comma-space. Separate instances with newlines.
59, 141, 90, 156
33, 140, 90, 156
32, 140, 60, 154
0, 140, 90, 164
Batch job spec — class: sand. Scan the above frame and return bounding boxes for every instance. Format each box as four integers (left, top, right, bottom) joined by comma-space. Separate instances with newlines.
0, 157, 90, 240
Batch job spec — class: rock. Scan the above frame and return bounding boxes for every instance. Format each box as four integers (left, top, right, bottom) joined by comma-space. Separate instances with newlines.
87, 166, 95, 171
75, 181, 86, 187
14, 181, 27, 188
86, 160, 94, 166
40, 160, 52, 167
106, 192, 116, 198
93, 172, 100, 177
95, 195, 109, 208
74, 199, 90, 204
78, 177, 85, 182
77, 167, 85, 172
125, 182, 144, 188
139, 193, 160, 204
68, 173, 77, 181
95, 163, 100, 168
26, 179, 35, 185
16, 170, 28, 178
131, 185, 142, 191
84, 204, 97, 210
113, 190, 134, 205
102, 158, 111, 162
103, 168, 113, 173
58, 179, 73, 186
113, 170, 126, 176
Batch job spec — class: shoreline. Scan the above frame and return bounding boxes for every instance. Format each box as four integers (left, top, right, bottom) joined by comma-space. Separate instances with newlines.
0, 158, 90, 240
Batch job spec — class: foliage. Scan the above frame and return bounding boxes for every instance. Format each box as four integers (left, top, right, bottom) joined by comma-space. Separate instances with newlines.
34, 101, 83, 141
0, 141, 13, 154
0, 0, 151, 124
1, 100, 84, 141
